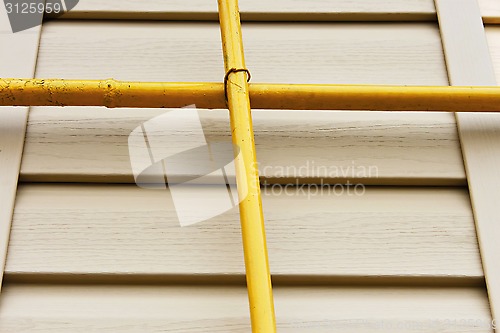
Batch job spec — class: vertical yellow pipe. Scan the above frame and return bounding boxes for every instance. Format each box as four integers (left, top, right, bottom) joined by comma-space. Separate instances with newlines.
217, 0, 277, 332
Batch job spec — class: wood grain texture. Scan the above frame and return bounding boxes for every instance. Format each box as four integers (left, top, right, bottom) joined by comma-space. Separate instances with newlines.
20, 108, 465, 185
436, 0, 500, 325
35, 21, 448, 84
26, 21, 457, 184
0, 5, 42, 288
480, 0, 500, 23
5, 184, 483, 278
437, 3, 496, 85
58, 0, 436, 21
487, 27, 500, 81
57, 0, 500, 23
456, 115, 500, 324
0, 284, 493, 332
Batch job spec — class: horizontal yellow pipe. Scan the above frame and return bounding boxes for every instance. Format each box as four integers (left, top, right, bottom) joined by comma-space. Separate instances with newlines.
1, 78, 500, 112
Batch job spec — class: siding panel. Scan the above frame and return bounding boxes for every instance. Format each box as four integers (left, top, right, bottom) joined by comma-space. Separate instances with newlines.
60, 0, 500, 23
5, 185, 482, 278
0, 3, 42, 289
0, 284, 492, 332
23, 21, 461, 184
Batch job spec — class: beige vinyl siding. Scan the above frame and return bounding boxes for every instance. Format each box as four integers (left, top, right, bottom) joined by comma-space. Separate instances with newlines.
35, 22, 447, 84
21, 109, 465, 184
436, 0, 500, 324
0, 3, 42, 289
2, 2, 500, 332
65, 0, 437, 16
0, 284, 493, 333
22, 21, 461, 185
481, 0, 500, 22
487, 26, 500, 80
60, 0, 500, 23
6, 185, 481, 278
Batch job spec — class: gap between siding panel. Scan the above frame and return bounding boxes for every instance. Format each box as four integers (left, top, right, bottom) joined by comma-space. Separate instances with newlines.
3, 273, 486, 288
17, 177, 468, 186
45, 13, 438, 22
